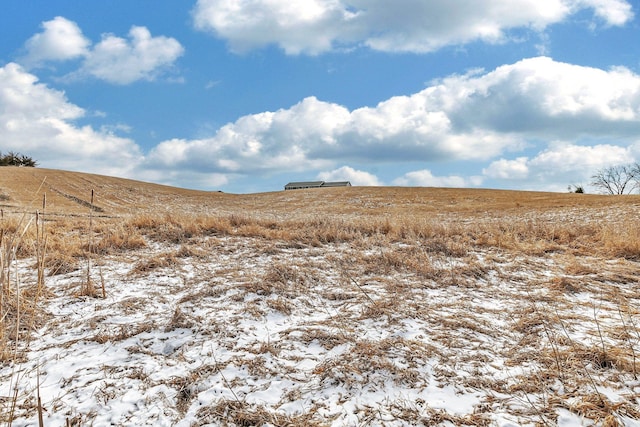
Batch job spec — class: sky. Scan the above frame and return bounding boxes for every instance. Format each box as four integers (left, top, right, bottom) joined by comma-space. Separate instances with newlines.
1, 0, 639, 194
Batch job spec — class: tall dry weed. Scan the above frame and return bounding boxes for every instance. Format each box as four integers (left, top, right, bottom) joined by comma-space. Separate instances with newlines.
599, 222, 640, 260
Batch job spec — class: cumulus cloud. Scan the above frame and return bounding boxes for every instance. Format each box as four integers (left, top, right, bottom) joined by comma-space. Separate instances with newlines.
146, 93, 516, 177
581, 0, 634, 25
8, 53, 638, 191
77, 26, 184, 84
147, 57, 640, 181
21, 17, 183, 84
192, 0, 633, 54
529, 143, 631, 171
140, 169, 230, 190
146, 97, 347, 174
0, 63, 143, 176
317, 166, 382, 186
449, 58, 640, 137
483, 157, 530, 179
21, 16, 89, 66
192, 0, 353, 55
483, 144, 633, 190
392, 170, 480, 188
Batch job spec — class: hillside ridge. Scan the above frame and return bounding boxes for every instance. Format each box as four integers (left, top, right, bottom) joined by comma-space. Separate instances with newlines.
0, 166, 637, 218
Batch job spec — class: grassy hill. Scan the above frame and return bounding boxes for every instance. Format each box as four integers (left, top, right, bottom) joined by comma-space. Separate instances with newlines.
1, 166, 636, 218
0, 167, 228, 216
1, 168, 640, 426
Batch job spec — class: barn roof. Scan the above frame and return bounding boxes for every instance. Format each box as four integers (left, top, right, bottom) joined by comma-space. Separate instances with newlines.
284, 181, 352, 190
321, 181, 351, 187
284, 181, 324, 189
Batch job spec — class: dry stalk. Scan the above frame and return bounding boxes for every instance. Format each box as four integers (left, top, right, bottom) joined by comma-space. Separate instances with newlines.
36, 194, 47, 294
539, 309, 565, 382
37, 366, 44, 427
8, 384, 19, 426
524, 291, 565, 383
340, 265, 374, 305
593, 303, 609, 367
212, 351, 243, 406
0, 214, 36, 422
554, 309, 607, 408
82, 189, 96, 297
99, 267, 106, 299
616, 303, 639, 379
507, 368, 554, 427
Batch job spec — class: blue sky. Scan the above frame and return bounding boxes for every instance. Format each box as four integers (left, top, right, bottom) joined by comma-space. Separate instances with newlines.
1, 0, 639, 193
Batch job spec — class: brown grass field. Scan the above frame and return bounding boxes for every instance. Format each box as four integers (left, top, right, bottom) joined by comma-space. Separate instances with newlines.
1, 166, 640, 426
3, 166, 639, 217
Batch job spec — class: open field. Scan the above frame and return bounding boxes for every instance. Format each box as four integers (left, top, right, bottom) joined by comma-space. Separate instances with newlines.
1, 167, 640, 426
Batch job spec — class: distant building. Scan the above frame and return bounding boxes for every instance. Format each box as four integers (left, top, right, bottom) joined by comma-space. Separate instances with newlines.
320, 181, 352, 188
284, 181, 352, 190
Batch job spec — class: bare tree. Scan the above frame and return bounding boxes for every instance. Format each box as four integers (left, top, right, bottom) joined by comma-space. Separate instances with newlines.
590, 164, 640, 195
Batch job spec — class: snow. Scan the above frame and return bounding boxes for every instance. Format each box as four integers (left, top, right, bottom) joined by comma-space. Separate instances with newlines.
2, 229, 640, 426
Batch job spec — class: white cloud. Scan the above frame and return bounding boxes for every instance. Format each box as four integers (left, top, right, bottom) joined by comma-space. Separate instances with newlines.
579, 0, 634, 25
8, 52, 639, 192
147, 57, 640, 182
21, 18, 184, 84
483, 144, 633, 190
21, 16, 90, 66
483, 157, 530, 179
78, 26, 184, 85
147, 93, 508, 175
441, 57, 640, 138
192, 0, 633, 54
146, 96, 347, 174
529, 143, 631, 171
392, 170, 476, 188
192, 0, 353, 55
140, 168, 230, 189
317, 166, 382, 186
0, 63, 143, 177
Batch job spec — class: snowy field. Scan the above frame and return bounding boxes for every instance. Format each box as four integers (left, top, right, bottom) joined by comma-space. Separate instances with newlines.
2, 208, 640, 426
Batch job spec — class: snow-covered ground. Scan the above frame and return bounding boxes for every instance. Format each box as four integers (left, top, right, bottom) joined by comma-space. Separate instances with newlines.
2, 224, 640, 426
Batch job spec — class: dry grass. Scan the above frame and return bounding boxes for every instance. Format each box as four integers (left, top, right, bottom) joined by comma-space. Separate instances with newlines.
130, 252, 179, 274
196, 399, 325, 426
0, 213, 49, 364
2, 168, 640, 425
89, 225, 147, 255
